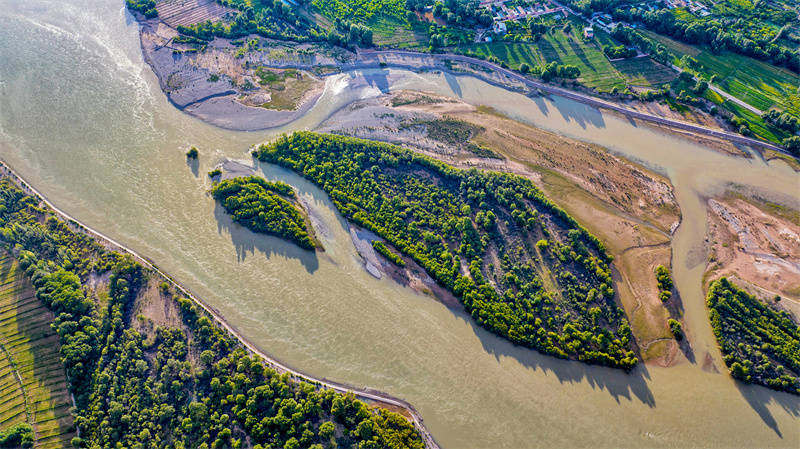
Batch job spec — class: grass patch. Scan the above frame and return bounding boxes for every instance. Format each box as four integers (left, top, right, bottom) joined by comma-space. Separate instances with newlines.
254, 68, 319, 111
368, 14, 428, 49
723, 100, 789, 144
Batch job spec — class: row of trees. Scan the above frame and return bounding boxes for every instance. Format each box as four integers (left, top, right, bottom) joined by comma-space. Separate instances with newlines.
211, 176, 317, 250
429, 0, 492, 28
707, 278, 799, 395
255, 132, 637, 370
372, 241, 406, 267
611, 8, 800, 74
603, 44, 636, 60
519, 61, 581, 81
0, 177, 425, 447
327, 19, 374, 49
762, 110, 800, 135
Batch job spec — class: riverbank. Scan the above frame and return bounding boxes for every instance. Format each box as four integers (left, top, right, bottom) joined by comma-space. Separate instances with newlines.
704, 191, 800, 315
315, 91, 685, 364
137, 17, 326, 131
0, 159, 440, 449
131, 7, 795, 160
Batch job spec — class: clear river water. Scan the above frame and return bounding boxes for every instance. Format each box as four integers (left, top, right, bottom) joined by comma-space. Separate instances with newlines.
0, 0, 798, 447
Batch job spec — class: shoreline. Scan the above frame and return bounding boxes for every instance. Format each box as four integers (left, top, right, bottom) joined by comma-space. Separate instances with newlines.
0, 159, 440, 449
131, 11, 795, 159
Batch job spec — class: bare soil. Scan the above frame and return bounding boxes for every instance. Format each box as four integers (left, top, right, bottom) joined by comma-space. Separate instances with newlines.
318, 91, 684, 363
705, 195, 800, 318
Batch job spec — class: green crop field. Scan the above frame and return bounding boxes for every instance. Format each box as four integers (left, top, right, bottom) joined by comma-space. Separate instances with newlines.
612, 57, 676, 87
641, 30, 800, 116
368, 14, 428, 49
0, 252, 74, 448
462, 19, 674, 92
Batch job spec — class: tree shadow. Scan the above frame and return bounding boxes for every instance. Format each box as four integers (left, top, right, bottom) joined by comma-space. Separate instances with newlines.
462, 304, 658, 407
735, 380, 800, 439
530, 94, 551, 116
566, 37, 595, 72
186, 157, 199, 177
407, 259, 657, 408
357, 69, 391, 93
443, 71, 463, 98
536, 39, 564, 66
664, 288, 695, 363
213, 203, 319, 274
551, 96, 607, 130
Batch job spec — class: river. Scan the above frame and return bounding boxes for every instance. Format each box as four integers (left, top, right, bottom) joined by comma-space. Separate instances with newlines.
0, 1, 798, 447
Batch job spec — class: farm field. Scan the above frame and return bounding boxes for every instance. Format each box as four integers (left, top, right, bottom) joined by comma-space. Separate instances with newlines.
462, 21, 672, 92
641, 30, 800, 117
0, 252, 74, 448
368, 14, 428, 49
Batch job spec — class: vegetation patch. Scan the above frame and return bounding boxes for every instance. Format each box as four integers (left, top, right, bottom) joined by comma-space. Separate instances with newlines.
372, 241, 405, 267
211, 176, 318, 250
0, 423, 33, 448
0, 176, 424, 448
255, 132, 637, 369
0, 253, 75, 448
406, 118, 502, 159
707, 278, 800, 395
667, 318, 682, 341
655, 264, 672, 302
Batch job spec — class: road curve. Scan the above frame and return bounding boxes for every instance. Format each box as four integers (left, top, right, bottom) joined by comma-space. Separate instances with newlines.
355, 49, 794, 158
0, 160, 440, 449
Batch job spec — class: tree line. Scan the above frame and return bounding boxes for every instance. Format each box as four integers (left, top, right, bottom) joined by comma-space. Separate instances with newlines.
0, 177, 424, 448
707, 278, 799, 395
611, 7, 800, 74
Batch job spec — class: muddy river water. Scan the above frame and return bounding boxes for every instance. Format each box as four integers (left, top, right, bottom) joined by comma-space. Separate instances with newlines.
0, 1, 798, 447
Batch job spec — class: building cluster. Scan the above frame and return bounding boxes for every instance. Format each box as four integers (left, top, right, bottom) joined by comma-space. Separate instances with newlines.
624, 0, 711, 16
480, 0, 565, 26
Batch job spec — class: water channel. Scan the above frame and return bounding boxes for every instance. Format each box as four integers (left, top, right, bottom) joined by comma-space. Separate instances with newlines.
0, 1, 798, 447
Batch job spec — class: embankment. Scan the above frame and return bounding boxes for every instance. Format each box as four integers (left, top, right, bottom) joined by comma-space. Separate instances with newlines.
0, 159, 439, 449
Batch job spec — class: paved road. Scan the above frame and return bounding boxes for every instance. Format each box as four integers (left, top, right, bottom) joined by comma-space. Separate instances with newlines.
356, 49, 792, 157
0, 161, 441, 449
668, 63, 763, 115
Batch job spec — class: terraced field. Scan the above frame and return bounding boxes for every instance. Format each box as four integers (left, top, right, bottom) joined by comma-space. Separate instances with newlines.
0, 252, 74, 448
155, 0, 236, 27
